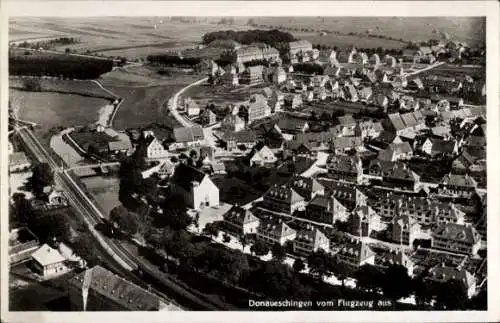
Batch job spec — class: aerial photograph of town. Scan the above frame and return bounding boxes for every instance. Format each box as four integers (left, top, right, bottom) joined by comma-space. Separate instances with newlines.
6, 16, 487, 312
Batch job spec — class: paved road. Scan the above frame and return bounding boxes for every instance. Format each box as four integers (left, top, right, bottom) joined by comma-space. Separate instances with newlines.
167, 77, 208, 128
402, 61, 445, 78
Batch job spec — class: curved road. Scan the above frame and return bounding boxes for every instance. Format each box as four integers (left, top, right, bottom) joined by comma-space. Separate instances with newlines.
167, 77, 208, 128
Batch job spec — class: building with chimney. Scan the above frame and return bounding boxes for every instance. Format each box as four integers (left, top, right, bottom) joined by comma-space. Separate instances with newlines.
262, 184, 306, 215
431, 223, 481, 256
293, 226, 330, 257
257, 218, 297, 246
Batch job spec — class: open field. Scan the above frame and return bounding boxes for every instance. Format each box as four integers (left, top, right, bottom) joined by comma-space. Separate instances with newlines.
182, 84, 267, 108
9, 77, 115, 100
81, 176, 121, 218
252, 17, 485, 46
293, 31, 406, 49
10, 18, 250, 59
109, 85, 183, 130
10, 89, 110, 135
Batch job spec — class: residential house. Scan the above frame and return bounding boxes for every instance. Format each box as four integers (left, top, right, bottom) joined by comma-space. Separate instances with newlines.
247, 94, 271, 124
169, 126, 205, 151
271, 66, 287, 84
223, 68, 239, 87
199, 109, 217, 126
378, 142, 413, 161
247, 142, 277, 166
399, 96, 420, 111
381, 162, 420, 191
421, 138, 458, 156
146, 138, 169, 159
319, 179, 368, 211
269, 90, 285, 113
257, 218, 297, 246
288, 175, 325, 201
305, 194, 349, 224
169, 163, 219, 210
452, 150, 476, 173
221, 114, 245, 132
285, 93, 303, 110
375, 93, 389, 109
358, 86, 373, 103
303, 90, 314, 103
431, 223, 481, 255
382, 112, 426, 138
374, 250, 415, 276
337, 115, 357, 136
343, 83, 359, 102
351, 205, 381, 238
68, 265, 171, 311
222, 205, 260, 236
431, 201, 465, 226
8, 140, 14, 154
184, 98, 200, 117
234, 45, 280, 64
430, 126, 452, 139
438, 174, 478, 198
221, 130, 257, 151
9, 152, 31, 173
392, 213, 419, 246
277, 118, 309, 135
335, 241, 375, 271
356, 120, 384, 139
240, 65, 264, 86
293, 226, 330, 257
425, 264, 477, 299
330, 136, 363, 154
326, 154, 363, 184
31, 243, 71, 278
262, 184, 306, 214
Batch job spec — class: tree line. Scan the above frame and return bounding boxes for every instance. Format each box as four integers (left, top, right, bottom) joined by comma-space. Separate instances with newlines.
147, 54, 202, 68
9, 55, 114, 79
202, 29, 297, 47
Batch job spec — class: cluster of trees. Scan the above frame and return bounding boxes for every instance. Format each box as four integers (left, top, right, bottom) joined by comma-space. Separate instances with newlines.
202, 29, 296, 47
292, 63, 324, 75
146, 55, 202, 68
13, 37, 79, 50
11, 192, 72, 243
10, 55, 113, 79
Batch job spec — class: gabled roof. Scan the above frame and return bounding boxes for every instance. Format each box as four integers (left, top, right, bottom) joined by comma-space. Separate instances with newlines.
381, 162, 420, 181
265, 184, 305, 204
295, 227, 327, 245
432, 223, 480, 244
170, 163, 207, 191
326, 154, 362, 173
331, 136, 363, 150
31, 243, 66, 266
440, 174, 478, 187
69, 265, 163, 310
223, 205, 259, 226
428, 138, 456, 154
427, 264, 476, 289
288, 175, 324, 196
258, 219, 296, 238
337, 241, 374, 262
387, 113, 406, 131
277, 118, 308, 132
222, 130, 257, 143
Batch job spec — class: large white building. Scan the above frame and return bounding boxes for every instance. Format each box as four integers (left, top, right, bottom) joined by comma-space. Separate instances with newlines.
170, 163, 219, 210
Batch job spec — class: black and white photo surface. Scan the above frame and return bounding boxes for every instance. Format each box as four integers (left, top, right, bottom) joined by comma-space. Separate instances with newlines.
2, 2, 499, 322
